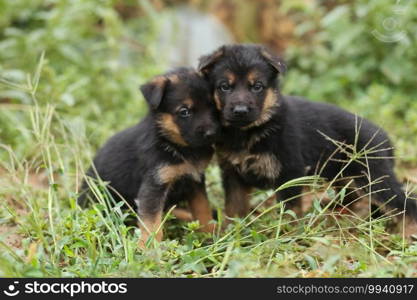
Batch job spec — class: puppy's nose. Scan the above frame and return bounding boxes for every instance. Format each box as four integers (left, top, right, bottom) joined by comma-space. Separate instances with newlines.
232, 105, 249, 117
204, 129, 216, 140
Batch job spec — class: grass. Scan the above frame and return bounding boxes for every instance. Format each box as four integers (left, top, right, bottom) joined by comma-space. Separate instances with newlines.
1, 0, 417, 278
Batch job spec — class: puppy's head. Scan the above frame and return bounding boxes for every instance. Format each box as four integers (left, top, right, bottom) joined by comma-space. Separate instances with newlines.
198, 44, 286, 129
140, 68, 219, 147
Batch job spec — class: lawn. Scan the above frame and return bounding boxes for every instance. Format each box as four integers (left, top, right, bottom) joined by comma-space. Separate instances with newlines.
1, 0, 417, 277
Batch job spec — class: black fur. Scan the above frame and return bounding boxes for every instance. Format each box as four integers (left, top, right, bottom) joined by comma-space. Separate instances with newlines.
78, 68, 219, 234
198, 44, 417, 219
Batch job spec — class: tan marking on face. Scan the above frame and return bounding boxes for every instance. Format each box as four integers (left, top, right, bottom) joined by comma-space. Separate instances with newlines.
189, 190, 216, 233
218, 150, 281, 180
138, 210, 163, 249
157, 113, 188, 146
167, 74, 180, 84
214, 92, 222, 110
152, 76, 166, 87
182, 98, 193, 108
157, 160, 210, 185
225, 71, 236, 84
242, 88, 279, 130
247, 70, 259, 85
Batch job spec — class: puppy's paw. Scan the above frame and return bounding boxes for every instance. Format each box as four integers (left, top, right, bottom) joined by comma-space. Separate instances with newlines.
137, 229, 163, 250
199, 222, 217, 234
172, 208, 194, 222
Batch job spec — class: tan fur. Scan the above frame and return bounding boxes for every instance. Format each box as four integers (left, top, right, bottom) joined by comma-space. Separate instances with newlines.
243, 88, 278, 130
247, 70, 259, 85
172, 208, 193, 222
157, 113, 188, 146
225, 71, 236, 84
225, 185, 252, 218
157, 159, 210, 185
182, 98, 193, 108
152, 76, 166, 87
189, 191, 216, 233
138, 211, 162, 249
214, 92, 222, 110
167, 74, 179, 84
218, 150, 281, 180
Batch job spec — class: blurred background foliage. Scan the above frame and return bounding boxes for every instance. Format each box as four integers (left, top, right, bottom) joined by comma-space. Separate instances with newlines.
1, 0, 417, 162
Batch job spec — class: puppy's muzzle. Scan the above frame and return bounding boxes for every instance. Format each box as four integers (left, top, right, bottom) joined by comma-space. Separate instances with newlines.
197, 126, 217, 143
232, 105, 250, 118
203, 129, 216, 141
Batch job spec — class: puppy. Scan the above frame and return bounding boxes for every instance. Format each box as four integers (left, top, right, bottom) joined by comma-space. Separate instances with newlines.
198, 44, 417, 223
78, 68, 219, 247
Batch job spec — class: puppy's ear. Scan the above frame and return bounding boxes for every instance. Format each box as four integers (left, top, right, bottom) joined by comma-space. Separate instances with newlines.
140, 76, 168, 110
260, 47, 287, 74
198, 46, 225, 75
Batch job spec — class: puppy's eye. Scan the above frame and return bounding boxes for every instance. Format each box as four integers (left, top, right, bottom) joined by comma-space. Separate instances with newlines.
251, 82, 264, 93
178, 107, 191, 118
219, 82, 231, 92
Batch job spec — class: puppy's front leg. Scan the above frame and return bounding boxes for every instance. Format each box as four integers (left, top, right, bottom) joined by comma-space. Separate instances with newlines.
136, 180, 167, 249
188, 178, 216, 233
222, 168, 252, 218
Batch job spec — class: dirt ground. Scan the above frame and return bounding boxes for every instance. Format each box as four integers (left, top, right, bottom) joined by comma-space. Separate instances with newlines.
0, 224, 22, 249
0, 168, 47, 250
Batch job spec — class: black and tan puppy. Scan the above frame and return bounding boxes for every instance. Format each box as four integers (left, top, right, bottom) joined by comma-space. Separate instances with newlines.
198, 44, 417, 223
78, 68, 219, 247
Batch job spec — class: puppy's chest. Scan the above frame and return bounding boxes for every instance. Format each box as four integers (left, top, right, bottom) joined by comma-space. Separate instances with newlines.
217, 146, 281, 181
156, 158, 210, 185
